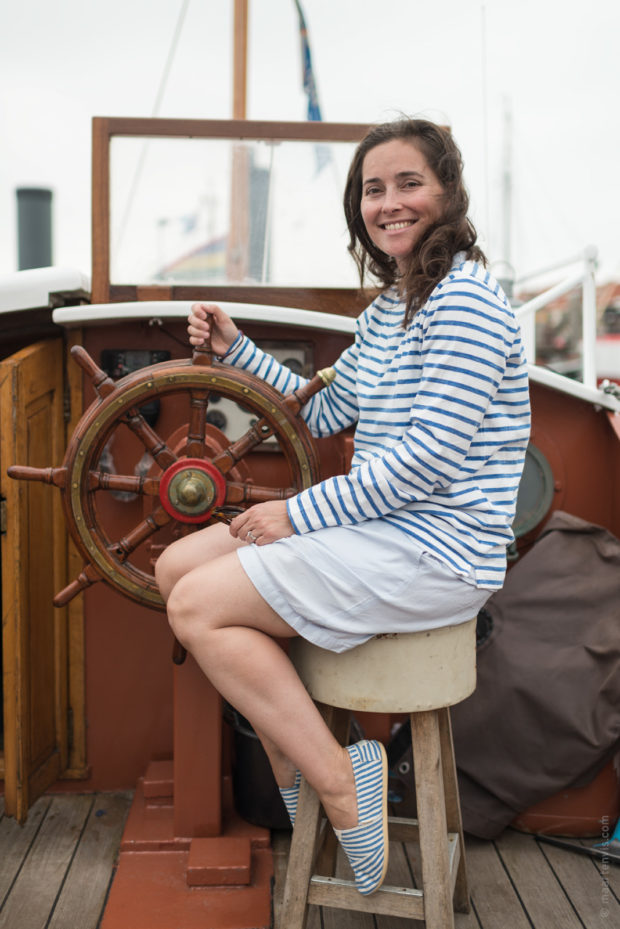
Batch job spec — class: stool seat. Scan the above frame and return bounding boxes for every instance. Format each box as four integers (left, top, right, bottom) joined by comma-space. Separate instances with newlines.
280, 618, 477, 929
289, 618, 477, 712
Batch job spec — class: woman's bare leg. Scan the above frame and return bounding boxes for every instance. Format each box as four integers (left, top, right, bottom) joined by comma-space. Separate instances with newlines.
156, 527, 302, 776
165, 550, 358, 830
155, 522, 243, 602
156, 527, 300, 774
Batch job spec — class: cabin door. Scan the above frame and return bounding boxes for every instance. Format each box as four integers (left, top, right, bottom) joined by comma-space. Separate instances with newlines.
0, 339, 69, 822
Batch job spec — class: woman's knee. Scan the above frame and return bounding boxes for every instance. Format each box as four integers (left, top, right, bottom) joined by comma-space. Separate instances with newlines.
155, 524, 240, 602
154, 541, 185, 602
165, 571, 212, 647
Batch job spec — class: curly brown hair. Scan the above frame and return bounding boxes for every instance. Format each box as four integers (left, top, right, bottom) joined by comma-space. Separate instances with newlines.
344, 118, 486, 326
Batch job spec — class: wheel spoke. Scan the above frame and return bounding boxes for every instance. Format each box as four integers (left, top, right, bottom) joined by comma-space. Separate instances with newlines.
224, 482, 298, 505
71, 346, 117, 398
185, 389, 210, 458
122, 406, 177, 469
210, 417, 276, 474
7, 465, 67, 487
88, 471, 160, 495
109, 505, 172, 563
172, 640, 187, 665
192, 344, 213, 366
210, 368, 334, 476
53, 562, 101, 607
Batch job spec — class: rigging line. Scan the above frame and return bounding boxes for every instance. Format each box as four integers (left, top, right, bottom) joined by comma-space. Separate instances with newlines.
151, 0, 192, 117
113, 0, 191, 262
480, 2, 491, 251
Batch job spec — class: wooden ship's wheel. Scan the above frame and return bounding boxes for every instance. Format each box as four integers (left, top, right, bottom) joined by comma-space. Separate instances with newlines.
8, 341, 334, 617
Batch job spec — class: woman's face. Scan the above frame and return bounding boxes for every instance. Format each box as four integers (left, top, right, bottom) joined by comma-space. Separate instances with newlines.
360, 139, 445, 272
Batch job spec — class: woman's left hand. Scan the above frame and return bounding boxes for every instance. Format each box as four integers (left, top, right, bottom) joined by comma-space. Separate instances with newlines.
229, 500, 295, 546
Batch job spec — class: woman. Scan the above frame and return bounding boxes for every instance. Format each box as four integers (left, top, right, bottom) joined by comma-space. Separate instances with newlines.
155, 117, 531, 895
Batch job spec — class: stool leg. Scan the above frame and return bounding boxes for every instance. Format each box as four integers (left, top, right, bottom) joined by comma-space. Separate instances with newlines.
438, 707, 470, 913
410, 710, 455, 929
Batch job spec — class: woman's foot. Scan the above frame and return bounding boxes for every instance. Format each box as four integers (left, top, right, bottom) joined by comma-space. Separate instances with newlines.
333, 740, 389, 896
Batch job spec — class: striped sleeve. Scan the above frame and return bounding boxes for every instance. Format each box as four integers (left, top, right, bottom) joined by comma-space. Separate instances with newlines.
286, 280, 518, 533
219, 329, 361, 437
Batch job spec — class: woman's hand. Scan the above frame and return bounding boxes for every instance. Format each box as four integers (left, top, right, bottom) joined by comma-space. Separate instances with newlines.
229, 500, 295, 546
188, 302, 240, 357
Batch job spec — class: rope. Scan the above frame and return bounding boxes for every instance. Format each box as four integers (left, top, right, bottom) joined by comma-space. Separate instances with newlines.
113, 0, 191, 261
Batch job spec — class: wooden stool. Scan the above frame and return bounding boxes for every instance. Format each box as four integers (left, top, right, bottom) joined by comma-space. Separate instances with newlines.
280, 619, 477, 929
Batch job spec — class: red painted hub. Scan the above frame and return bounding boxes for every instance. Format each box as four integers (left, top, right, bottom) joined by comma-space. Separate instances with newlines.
159, 458, 226, 524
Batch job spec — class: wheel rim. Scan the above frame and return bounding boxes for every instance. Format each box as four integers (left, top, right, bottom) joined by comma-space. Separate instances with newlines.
62, 358, 320, 609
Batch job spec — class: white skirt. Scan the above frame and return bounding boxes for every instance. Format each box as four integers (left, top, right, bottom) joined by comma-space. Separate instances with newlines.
237, 519, 490, 653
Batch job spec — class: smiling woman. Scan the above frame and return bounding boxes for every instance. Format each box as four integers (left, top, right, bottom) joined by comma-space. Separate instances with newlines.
158, 115, 531, 899
360, 139, 445, 271
344, 118, 485, 326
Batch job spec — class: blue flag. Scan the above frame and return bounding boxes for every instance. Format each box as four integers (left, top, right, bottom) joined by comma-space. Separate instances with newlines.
293, 0, 331, 172
294, 0, 322, 121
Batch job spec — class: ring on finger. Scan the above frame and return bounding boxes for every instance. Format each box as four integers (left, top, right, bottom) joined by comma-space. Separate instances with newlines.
246, 530, 257, 543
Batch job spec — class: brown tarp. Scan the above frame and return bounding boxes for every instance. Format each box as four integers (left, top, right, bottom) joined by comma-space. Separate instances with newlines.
451, 511, 620, 839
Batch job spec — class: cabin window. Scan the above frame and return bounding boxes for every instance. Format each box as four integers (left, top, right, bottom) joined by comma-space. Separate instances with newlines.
109, 137, 359, 289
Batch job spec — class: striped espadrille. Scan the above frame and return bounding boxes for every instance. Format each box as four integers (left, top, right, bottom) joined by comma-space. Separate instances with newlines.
279, 770, 301, 826
334, 740, 388, 895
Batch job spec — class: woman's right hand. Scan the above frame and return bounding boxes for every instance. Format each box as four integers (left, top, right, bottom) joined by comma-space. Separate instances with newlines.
188, 303, 240, 356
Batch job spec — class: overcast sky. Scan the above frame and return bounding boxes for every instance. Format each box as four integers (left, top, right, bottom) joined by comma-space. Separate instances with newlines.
1, 0, 618, 285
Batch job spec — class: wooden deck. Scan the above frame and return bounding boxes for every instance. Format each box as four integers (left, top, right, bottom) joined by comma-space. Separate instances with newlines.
272, 828, 620, 929
1, 792, 619, 928
0, 793, 132, 929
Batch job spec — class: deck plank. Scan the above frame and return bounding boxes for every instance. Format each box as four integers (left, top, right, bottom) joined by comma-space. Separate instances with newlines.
399, 837, 481, 928
375, 840, 421, 929
272, 830, 323, 929
321, 845, 375, 929
271, 830, 289, 928
580, 837, 620, 901
591, 856, 620, 904
539, 838, 620, 928
465, 835, 532, 929
0, 796, 52, 907
47, 792, 133, 929
453, 838, 483, 929
494, 829, 584, 929
0, 794, 93, 929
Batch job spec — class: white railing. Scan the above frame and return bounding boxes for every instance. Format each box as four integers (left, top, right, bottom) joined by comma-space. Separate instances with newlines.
513, 246, 620, 412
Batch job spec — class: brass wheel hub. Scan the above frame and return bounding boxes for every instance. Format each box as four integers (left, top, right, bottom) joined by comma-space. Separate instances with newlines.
159, 458, 226, 523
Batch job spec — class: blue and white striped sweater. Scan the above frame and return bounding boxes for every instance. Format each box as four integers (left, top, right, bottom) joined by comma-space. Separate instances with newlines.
223, 256, 531, 590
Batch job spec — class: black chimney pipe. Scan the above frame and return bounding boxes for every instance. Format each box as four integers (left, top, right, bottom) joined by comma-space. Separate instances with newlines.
16, 187, 53, 270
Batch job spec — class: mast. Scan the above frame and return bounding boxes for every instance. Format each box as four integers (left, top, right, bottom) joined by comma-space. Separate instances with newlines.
233, 0, 248, 119
501, 97, 513, 274
495, 96, 517, 301
228, 0, 250, 282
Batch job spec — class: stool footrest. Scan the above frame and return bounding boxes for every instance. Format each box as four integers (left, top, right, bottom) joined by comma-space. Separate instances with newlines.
387, 814, 419, 843
387, 816, 460, 858
307, 832, 460, 919
308, 875, 424, 918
